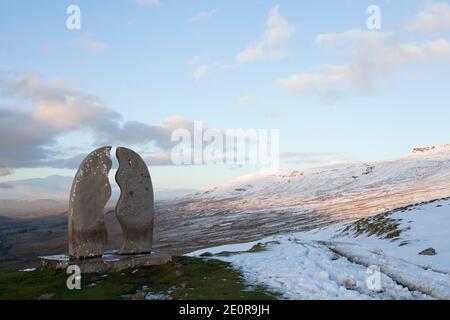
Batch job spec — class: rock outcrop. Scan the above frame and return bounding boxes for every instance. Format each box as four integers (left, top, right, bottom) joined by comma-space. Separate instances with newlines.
418, 248, 437, 256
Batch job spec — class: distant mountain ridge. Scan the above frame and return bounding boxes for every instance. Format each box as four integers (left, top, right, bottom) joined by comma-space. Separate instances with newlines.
0, 176, 73, 200
0, 175, 194, 218
183, 144, 450, 221
412, 144, 450, 154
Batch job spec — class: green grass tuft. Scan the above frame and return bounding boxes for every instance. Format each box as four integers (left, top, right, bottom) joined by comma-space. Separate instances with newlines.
0, 256, 278, 300
208, 242, 275, 257
340, 198, 450, 241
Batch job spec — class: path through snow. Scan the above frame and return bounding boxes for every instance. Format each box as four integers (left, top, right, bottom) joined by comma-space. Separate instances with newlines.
190, 239, 432, 300
188, 198, 450, 300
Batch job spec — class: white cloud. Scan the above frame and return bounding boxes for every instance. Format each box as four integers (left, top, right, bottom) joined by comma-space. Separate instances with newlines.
0, 73, 201, 169
277, 30, 450, 97
405, 1, 450, 32
314, 29, 390, 47
238, 96, 251, 104
189, 56, 202, 65
7, 74, 113, 131
193, 64, 209, 81
69, 34, 108, 52
33, 100, 106, 131
237, 43, 265, 63
134, 0, 160, 6
193, 62, 231, 81
237, 6, 295, 63
190, 9, 217, 22
277, 65, 349, 94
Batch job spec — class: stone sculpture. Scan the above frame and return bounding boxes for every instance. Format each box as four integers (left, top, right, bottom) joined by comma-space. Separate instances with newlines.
42, 146, 169, 272
68, 146, 112, 259
115, 147, 155, 255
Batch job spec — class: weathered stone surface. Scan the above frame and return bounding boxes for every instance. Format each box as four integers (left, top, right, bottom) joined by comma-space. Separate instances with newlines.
115, 147, 154, 255
68, 147, 112, 259
39, 251, 171, 273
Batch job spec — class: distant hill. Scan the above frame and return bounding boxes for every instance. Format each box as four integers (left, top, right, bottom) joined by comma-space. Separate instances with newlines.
185, 144, 450, 221
2, 144, 450, 271
0, 199, 69, 219
0, 173, 194, 218
0, 175, 73, 200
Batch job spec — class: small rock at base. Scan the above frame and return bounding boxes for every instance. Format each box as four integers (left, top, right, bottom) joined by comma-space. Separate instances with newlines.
132, 291, 146, 300
343, 277, 357, 290
418, 247, 437, 256
38, 293, 56, 300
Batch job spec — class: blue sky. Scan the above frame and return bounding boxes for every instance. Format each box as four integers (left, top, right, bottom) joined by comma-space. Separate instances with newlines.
1, 0, 450, 195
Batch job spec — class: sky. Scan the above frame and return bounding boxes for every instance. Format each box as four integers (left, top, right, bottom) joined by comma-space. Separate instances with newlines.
1, 0, 450, 198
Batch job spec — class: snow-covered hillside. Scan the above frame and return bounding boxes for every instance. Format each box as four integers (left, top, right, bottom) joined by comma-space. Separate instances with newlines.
154, 145, 450, 254
186, 144, 450, 221
189, 198, 450, 300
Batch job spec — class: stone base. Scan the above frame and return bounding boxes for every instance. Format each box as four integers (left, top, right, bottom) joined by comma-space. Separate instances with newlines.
38, 250, 172, 273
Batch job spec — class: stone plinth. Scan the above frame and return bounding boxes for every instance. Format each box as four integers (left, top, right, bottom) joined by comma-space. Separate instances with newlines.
38, 251, 172, 273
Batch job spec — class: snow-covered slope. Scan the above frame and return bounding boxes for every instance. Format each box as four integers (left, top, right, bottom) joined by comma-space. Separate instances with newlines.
186, 144, 450, 221
189, 198, 450, 300
154, 145, 450, 254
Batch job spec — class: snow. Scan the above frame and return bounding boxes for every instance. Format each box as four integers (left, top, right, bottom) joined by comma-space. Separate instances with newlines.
38, 255, 70, 261
330, 199, 450, 273
196, 145, 450, 203
145, 293, 172, 300
188, 198, 450, 300
163, 146, 450, 251
185, 145, 450, 223
325, 243, 450, 300
189, 241, 262, 256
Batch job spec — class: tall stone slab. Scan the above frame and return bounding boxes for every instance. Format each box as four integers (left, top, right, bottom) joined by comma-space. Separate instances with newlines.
68, 147, 112, 259
115, 147, 154, 255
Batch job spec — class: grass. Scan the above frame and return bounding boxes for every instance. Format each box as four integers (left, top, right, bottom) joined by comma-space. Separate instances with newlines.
200, 242, 278, 258
340, 197, 450, 241
341, 211, 404, 240
0, 256, 278, 300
